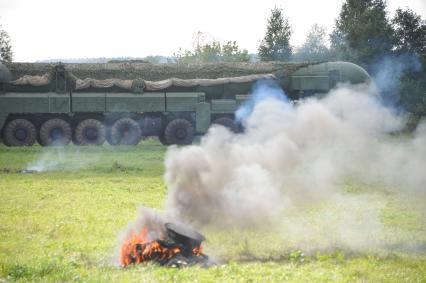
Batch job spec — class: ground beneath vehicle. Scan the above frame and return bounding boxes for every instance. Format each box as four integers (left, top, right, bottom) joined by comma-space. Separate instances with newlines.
0, 61, 370, 146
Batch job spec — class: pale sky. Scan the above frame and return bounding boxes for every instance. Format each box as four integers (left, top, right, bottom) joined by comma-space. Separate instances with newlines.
1, 0, 425, 62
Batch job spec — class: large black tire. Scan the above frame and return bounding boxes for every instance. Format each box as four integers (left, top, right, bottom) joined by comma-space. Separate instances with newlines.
72, 134, 81, 146
158, 133, 168, 145
110, 118, 142, 145
212, 117, 238, 132
3, 119, 37, 146
39, 118, 72, 146
105, 128, 118, 145
74, 119, 106, 145
164, 118, 194, 145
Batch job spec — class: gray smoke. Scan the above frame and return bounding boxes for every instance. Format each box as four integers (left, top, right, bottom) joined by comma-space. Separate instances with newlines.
26, 147, 100, 172
122, 81, 426, 259
161, 82, 425, 255
165, 83, 424, 224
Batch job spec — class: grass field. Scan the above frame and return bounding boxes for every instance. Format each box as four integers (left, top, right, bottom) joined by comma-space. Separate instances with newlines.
0, 140, 425, 282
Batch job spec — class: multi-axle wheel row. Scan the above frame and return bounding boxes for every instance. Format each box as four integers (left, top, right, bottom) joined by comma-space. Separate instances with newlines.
1, 116, 237, 147
3, 117, 111, 146
2, 117, 159, 146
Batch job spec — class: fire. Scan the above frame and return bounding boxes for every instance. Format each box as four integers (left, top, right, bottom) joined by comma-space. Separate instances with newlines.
119, 227, 205, 267
119, 227, 180, 266
192, 245, 203, 256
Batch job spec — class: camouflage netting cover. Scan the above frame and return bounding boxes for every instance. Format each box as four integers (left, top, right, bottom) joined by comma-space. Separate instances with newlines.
6, 62, 314, 90
11, 73, 53, 86
75, 78, 133, 90
73, 74, 276, 91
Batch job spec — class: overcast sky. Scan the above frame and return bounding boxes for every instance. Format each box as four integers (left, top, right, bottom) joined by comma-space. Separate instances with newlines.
1, 0, 425, 62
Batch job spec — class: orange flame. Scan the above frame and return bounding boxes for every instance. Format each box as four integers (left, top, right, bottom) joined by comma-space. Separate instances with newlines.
192, 245, 203, 256
119, 227, 204, 267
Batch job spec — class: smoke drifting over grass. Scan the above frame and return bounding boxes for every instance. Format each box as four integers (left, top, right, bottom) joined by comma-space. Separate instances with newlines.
118, 80, 425, 261
371, 54, 423, 108
166, 82, 424, 223
26, 147, 101, 172
158, 81, 426, 255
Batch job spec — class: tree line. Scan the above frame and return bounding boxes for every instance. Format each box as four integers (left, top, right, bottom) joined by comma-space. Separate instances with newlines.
173, 0, 425, 118
0, 1, 424, 67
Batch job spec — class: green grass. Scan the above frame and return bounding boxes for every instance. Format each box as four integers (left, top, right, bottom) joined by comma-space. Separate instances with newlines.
0, 140, 425, 282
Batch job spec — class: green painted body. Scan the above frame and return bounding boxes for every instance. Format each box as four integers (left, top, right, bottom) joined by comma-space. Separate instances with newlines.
0, 61, 371, 145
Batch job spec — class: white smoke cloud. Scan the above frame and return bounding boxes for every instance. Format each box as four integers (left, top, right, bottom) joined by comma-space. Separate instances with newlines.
159, 82, 426, 256
122, 81, 425, 260
26, 147, 100, 172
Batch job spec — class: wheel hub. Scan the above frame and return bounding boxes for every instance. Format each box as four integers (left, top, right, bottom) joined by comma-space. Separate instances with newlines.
14, 128, 27, 141
84, 127, 98, 140
50, 128, 64, 140
121, 126, 130, 137
175, 128, 187, 139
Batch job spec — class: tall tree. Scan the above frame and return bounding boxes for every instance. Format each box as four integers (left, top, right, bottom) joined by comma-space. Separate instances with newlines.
392, 8, 426, 62
330, 0, 393, 69
293, 24, 331, 61
392, 8, 426, 117
258, 7, 292, 61
0, 24, 13, 63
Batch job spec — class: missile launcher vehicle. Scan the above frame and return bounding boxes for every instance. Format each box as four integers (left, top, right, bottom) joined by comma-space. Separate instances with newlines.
0, 61, 370, 146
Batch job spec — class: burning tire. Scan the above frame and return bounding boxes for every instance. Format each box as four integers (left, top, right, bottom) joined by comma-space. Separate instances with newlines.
110, 118, 142, 145
164, 118, 194, 145
3, 119, 37, 146
74, 119, 106, 145
212, 117, 238, 132
39, 118, 72, 146
119, 222, 210, 267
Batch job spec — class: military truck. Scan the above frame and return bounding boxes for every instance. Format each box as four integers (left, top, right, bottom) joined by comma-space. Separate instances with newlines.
0, 61, 370, 146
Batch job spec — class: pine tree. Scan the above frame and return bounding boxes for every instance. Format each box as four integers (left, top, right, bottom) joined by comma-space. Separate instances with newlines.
0, 24, 13, 63
258, 7, 292, 61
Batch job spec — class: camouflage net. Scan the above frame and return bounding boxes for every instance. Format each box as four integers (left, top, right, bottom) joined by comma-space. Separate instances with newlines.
74, 74, 276, 91
6, 62, 314, 90
75, 78, 133, 90
8, 62, 311, 78
146, 73, 276, 90
11, 73, 53, 86
11, 72, 277, 91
